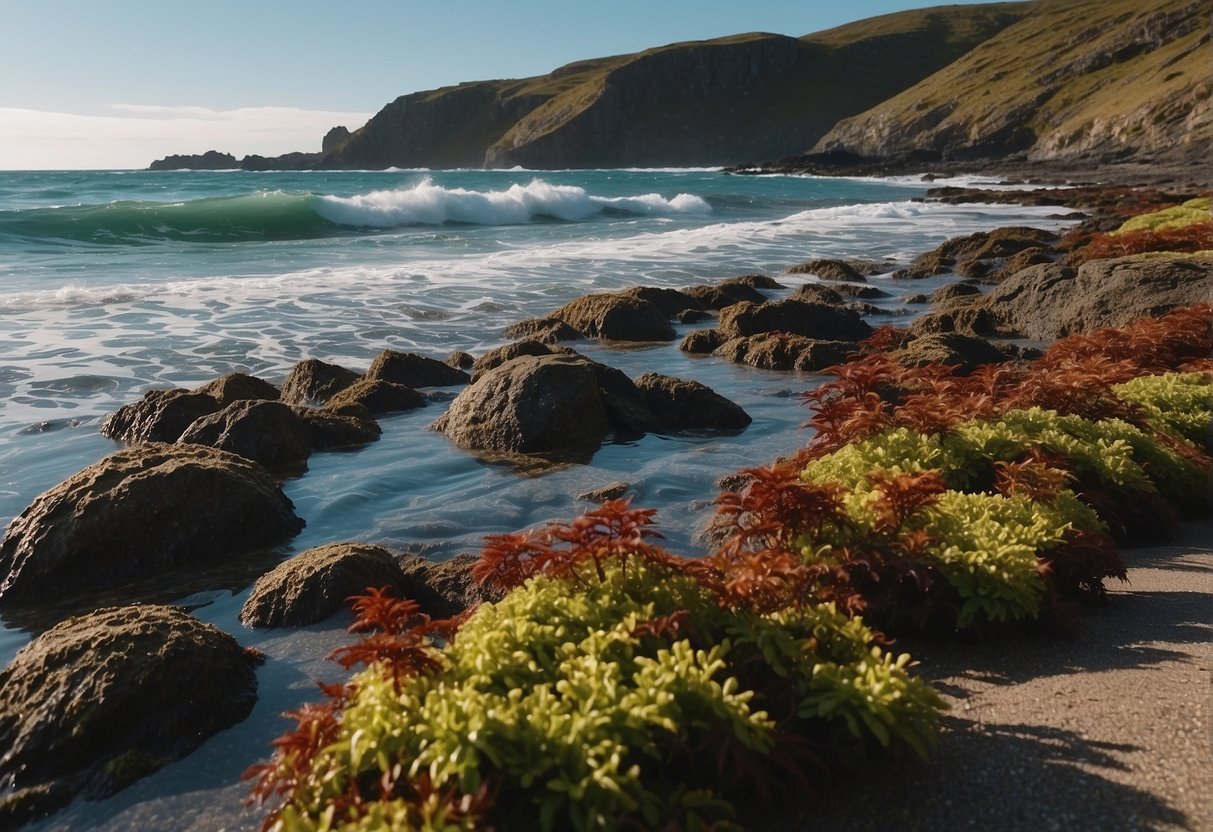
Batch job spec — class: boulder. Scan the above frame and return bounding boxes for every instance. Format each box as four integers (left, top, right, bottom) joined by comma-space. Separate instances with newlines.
830, 283, 887, 299
324, 378, 426, 414
713, 334, 859, 372
718, 299, 872, 341
792, 284, 845, 306
280, 358, 360, 405
619, 286, 707, 317
293, 404, 382, 449
472, 340, 557, 379
446, 351, 474, 370
100, 389, 221, 443
680, 329, 726, 354
240, 543, 406, 628
675, 308, 713, 324
930, 282, 983, 305
501, 317, 583, 343
178, 400, 313, 467
0, 444, 304, 605
397, 553, 505, 619
724, 274, 784, 291
682, 285, 751, 309
431, 355, 614, 456
890, 333, 1009, 373
577, 481, 632, 503
366, 350, 470, 388
192, 373, 279, 406
550, 292, 676, 341
633, 373, 752, 432
0, 605, 260, 826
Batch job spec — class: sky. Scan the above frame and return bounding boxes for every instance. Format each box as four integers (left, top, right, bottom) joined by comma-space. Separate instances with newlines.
1, 0, 1002, 170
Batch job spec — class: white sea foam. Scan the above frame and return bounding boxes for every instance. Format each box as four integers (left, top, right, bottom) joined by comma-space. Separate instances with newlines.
314, 178, 712, 227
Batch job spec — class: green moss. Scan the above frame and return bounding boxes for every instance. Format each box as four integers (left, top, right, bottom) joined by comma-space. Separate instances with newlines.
1115, 198, 1212, 235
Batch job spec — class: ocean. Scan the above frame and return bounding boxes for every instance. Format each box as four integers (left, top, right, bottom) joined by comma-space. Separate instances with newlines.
0, 168, 1072, 829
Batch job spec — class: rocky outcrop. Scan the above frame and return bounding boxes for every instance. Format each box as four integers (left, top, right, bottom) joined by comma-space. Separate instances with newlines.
322, 126, 351, 153
177, 400, 313, 467
786, 259, 884, 282
193, 372, 280, 406
501, 318, 583, 344
548, 292, 677, 342
712, 334, 860, 372
240, 543, 406, 628
718, 298, 872, 341
325, 378, 427, 414
0, 444, 303, 605
814, 0, 1211, 169
633, 373, 751, 432
894, 228, 1059, 280
292, 404, 382, 449
911, 254, 1213, 340
148, 151, 238, 171
889, 333, 1009, 373
0, 605, 259, 826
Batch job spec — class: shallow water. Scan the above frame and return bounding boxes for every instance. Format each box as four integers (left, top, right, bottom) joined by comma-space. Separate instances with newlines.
0, 169, 1074, 829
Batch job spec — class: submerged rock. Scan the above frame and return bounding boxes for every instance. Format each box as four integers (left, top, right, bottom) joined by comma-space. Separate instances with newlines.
0, 444, 303, 605
397, 553, 505, 619
0, 605, 260, 827
178, 399, 313, 466
577, 481, 633, 503
293, 404, 382, 449
240, 543, 406, 628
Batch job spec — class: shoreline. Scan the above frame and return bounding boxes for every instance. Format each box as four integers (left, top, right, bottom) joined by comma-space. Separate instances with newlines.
0, 175, 1208, 829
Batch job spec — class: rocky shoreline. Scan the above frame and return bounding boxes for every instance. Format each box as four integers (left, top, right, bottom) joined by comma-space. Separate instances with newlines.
0, 182, 1209, 828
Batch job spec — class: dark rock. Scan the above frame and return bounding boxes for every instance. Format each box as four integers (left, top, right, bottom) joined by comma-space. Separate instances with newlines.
786, 258, 882, 281
713, 334, 859, 371
100, 389, 221, 444
955, 259, 994, 279
675, 308, 714, 324
293, 404, 382, 449
550, 292, 676, 341
239, 543, 405, 628
792, 284, 845, 306
366, 350, 470, 388
680, 329, 726, 354
993, 246, 1055, 279
893, 250, 953, 279
930, 282, 983, 305
397, 553, 505, 619
634, 373, 751, 432
148, 150, 237, 171
904, 294, 930, 304
501, 317, 583, 343
325, 378, 426, 414
280, 358, 360, 405
472, 340, 556, 379
430, 355, 613, 456
717, 298, 872, 341
938, 227, 1059, 261
322, 126, 351, 153
582, 360, 664, 436
725, 274, 784, 291
683, 284, 751, 309
0, 444, 303, 605
446, 351, 474, 370
193, 373, 279, 406
178, 400, 313, 467
830, 283, 887, 299
577, 481, 632, 503
619, 286, 706, 317
0, 605, 259, 826
890, 333, 1009, 373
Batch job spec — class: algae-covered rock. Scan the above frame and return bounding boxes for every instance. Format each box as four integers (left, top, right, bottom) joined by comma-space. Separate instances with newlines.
634, 373, 752, 432
0, 605, 260, 827
240, 543, 406, 628
366, 349, 470, 388
100, 388, 221, 443
280, 358, 361, 405
0, 444, 303, 605
178, 399, 313, 466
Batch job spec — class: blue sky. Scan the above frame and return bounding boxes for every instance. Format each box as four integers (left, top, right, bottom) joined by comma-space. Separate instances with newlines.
1, 0, 1005, 169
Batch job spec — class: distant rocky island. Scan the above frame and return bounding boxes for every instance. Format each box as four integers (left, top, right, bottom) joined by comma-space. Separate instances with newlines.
149, 0, 1209, 183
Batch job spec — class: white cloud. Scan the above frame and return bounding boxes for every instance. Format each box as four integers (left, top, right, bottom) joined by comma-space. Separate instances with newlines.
0, 105, 373, 170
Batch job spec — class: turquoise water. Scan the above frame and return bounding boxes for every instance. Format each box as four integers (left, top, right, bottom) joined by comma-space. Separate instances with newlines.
0, 169, 1071, 830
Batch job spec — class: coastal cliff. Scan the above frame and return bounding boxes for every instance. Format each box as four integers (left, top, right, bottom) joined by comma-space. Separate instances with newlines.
813, 0, 1211, 167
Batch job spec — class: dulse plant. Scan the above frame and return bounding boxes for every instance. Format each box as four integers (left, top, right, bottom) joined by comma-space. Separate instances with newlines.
715, 306, 1211, 634
248, 501, 943, 831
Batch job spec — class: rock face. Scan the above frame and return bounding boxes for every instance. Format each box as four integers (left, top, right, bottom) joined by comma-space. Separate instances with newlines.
322, 126, 351, 153
431, 355, 613, 457
0, 444, 304, 605
912, 254, 1212, 340
0, 605, 260, 826
240, 543, 406, 628
101, 389, 221, 444
814, 0, 1210, 168
177, 400, 313, 467
633, 373, 751, 432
